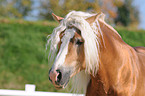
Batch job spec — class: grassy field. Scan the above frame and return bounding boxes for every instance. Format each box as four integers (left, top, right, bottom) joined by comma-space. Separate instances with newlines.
0, 20, 145, 92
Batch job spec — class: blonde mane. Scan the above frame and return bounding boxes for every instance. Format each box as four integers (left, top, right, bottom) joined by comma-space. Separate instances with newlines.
47, 11, 105, 94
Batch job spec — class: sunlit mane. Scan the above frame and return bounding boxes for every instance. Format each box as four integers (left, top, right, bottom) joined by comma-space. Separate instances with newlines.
47, 11, 105, 94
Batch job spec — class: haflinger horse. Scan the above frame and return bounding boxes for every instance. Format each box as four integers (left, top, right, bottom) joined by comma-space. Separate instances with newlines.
48, 11, 145, 96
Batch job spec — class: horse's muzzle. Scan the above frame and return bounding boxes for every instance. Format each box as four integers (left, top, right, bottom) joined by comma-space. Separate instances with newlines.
49, 68, 70, 89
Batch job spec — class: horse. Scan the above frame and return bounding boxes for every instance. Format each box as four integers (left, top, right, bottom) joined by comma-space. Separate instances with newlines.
47, 11, 145, 96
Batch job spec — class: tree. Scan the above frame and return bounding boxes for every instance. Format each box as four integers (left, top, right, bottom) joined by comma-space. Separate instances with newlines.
0, 0, 33, 18
115, 0, 139, 26
115, 3, 131, 26
39, 0, 100, 20
39, 0, 62, 20
39, 0, 119, 22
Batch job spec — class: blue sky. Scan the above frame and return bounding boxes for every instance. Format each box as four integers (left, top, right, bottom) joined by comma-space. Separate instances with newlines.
133, 0, 145, 29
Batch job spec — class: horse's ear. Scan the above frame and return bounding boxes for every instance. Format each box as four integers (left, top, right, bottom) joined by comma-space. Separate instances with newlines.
86, 12, 104, 24
52, 13, 64, 23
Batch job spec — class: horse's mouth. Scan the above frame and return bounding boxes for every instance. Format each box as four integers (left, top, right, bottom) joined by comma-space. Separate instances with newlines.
55, 86, 63, 89
54, 78, 70, 89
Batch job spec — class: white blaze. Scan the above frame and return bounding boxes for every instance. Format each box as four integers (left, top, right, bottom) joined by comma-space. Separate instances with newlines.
52, 28, 75, 69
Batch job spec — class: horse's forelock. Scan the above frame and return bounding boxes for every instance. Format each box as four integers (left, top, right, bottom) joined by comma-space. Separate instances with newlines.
66, 11, 101, 74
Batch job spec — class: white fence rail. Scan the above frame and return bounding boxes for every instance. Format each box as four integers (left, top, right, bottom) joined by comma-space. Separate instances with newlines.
0, 84, 84, 96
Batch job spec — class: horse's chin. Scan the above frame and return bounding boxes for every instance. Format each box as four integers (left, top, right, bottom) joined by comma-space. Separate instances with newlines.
55, 85, 66, 89
54, 78, 70, 89
54, 84, 68, 90
55, 86, 64, 89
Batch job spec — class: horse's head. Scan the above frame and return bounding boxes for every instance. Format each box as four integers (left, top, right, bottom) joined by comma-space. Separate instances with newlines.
48, 11, 103, 89
49, 25, 85, 89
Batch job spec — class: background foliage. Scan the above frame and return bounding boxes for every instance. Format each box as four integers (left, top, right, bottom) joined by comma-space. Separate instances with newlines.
0, 0, 140, 27
0, 0, 32, 18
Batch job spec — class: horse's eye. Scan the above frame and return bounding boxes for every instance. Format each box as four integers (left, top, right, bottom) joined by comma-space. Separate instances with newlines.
76, 39, 83, 45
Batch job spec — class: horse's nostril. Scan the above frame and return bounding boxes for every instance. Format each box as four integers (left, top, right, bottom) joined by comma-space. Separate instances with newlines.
56, 70, 62, 83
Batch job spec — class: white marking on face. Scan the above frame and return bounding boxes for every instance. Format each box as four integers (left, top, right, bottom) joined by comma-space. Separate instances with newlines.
52, 28, 75, 69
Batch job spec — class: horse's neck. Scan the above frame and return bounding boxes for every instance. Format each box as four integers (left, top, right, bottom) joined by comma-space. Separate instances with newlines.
86, 20, 145, 96
87, 20, 131, 95
98, 20, 125, 71
99, 20, 125, 92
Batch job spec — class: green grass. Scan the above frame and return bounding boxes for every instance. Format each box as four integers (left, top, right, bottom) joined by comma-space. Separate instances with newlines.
116, 28, 145, 47
0, 22, 62, 92
0, 20, 144, 92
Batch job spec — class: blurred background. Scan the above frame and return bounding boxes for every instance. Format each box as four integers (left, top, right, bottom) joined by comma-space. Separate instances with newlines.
0, 0, 145, 93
